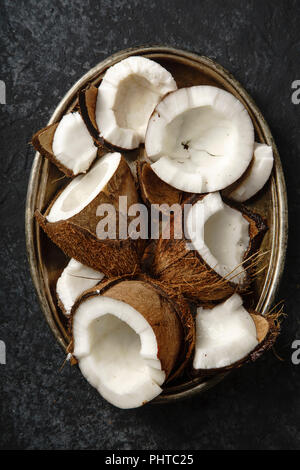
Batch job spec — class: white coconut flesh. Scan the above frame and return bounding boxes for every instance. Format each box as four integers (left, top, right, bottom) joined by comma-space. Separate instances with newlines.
46, 152, 121, 222
186, 192, 250, 284
52, 112, 98, 175
145, 86, 254, 193
56, 259, 104, 315
96, 56, 177, 149
73, 296, 165, 409
193, 294, 258, 370
226, 142, 274, 202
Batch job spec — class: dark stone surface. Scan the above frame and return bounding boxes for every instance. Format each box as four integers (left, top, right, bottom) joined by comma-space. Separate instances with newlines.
0, 0, 299, 450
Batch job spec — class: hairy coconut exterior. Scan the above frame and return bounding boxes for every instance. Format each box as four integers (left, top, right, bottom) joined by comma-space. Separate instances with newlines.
192, 308, 282, 378
137, 161, 183, 210
31, 122, 79, 178
35, 156, 144, 277
152, 196, 267, 303
152, 215, 234, 302
137, 276, 196, 382
36, 212, 141, 277
70, 276, 185, 380
159, 286, 196, 382
140, 240, 158, 273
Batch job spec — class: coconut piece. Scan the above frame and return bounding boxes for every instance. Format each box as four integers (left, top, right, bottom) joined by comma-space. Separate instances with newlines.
145, 86, 254, 193
35, 153, 143, 277
152, 192, 267, 302
137, 161, 183, 209
46, 153, 125, 223
186, 192, 250, 285
71, 278, 184, 408
78, 85, 100, 142
224, 143, 274, 202
80, 56, 177, 150
193, 293, 280, 371
32, 112, 98, 177
57, 259, 104, 315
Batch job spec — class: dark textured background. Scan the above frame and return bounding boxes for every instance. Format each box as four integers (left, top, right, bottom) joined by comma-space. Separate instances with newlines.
0, 0, 299, 450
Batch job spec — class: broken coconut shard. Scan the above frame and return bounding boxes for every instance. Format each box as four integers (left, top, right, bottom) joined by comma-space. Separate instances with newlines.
79, 57, 177, 151
32, 112, 98, 177
137, 160, 184, 209
193, 293, 280, 372
94, 56, 177, 150
71, 278, 186, 409
224, 142, 274, 202
152, 192, 267, 302
145, 85, 254, 193
56, 259, 104, 315
186, 192, 250, 285
35, 153, 143, 277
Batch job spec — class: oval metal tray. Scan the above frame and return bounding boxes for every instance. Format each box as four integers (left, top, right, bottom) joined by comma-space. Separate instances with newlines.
25, 46, 288, 403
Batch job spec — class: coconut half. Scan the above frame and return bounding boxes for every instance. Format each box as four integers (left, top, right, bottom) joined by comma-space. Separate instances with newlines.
91, 56, 177, 150
32, 112, 97, 177
186, 192, 250, 285
35, 153, 143, 276
145, 86, 254, 193
57, 259, 104, 315
46, 152, 122, 223
224, 142, 274, 202
152, 192, 267, 302
193, 293, 280, 371
71, 278, 183, 408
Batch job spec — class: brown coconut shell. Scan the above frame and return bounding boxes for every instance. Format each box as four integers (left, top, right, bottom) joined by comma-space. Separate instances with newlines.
35, 155, 144, 277
152, 195, 267, 303
137, 161, 183, 210
69, 274, 196, 382
57, 295, 68, 317
78, 85, 101, 144
156, 283, 196, 383
31, 121, 76, 176
248, 311, 281, 362
192, 308, 282, 378
70, 275, 187, 380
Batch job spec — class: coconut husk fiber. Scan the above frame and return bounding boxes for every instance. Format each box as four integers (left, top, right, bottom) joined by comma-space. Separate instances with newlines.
137, 161, 183, 210
35, 155, 145, 277
152, 195, 267, 303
